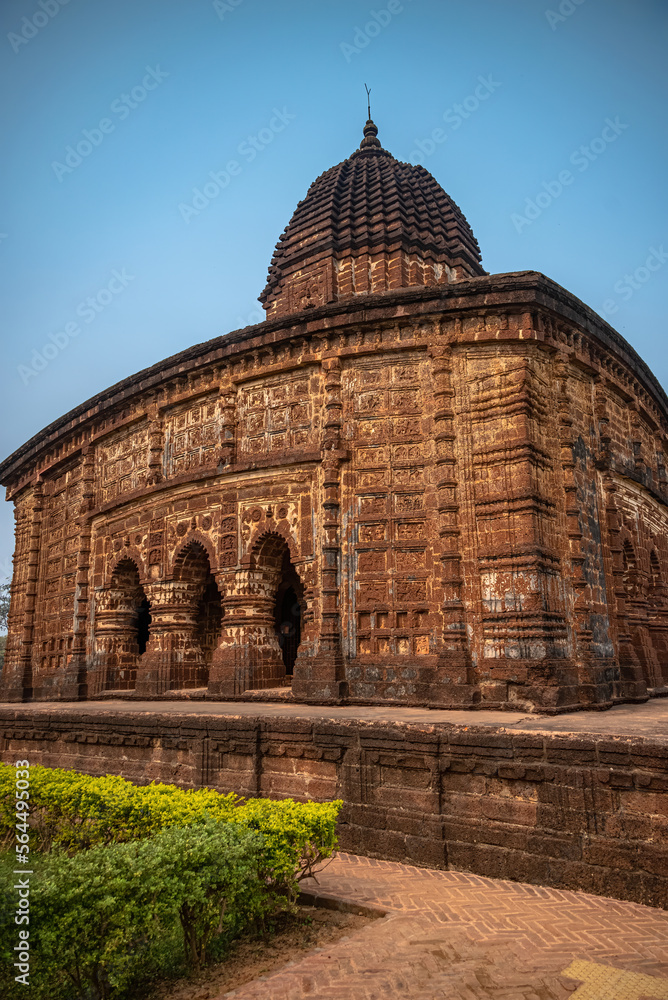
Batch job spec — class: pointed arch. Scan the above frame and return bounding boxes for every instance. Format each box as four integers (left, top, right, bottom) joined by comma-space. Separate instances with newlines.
170, 531, 218, 579
106, 547, 149, 588
93, 557, 151, 692
249, 531, 306, 681
241, 526, 301, 569
109, 556, 144, 597
249, 528, 301, 573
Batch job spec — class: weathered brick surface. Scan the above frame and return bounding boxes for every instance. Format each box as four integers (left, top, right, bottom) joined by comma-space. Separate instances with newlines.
1, 708, 666, 908
1, 122, 667, 714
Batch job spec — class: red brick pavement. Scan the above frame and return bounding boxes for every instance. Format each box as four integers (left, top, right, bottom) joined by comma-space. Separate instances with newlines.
219, 853, 668, 999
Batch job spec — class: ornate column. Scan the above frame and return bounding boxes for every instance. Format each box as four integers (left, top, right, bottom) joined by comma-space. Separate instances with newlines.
63, 445, 95, 699
292, 358, 347, 702
0, 483, 42, 702
90, 588, 140, 695
208, 568, 286, 696
146, 399, 165, 486
135, 581, 205, 695
430, 344, 474, 704
218, 376, 237, 468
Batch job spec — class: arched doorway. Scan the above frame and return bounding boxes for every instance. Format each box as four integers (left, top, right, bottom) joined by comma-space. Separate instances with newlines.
170, 541, 223, 688
274, 549, 303, 680
249, 533, 305, 688
94, 558, 150, 691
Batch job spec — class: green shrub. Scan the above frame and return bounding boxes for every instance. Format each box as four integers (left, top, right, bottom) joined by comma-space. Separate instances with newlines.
237, 796, 340, 896
0, 765, 342, 999
0, 763, 342, 897
0, 821, 268, 999
0, 764, 240, 852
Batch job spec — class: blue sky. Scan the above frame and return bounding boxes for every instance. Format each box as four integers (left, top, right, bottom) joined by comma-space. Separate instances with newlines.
0, 0, 666, 582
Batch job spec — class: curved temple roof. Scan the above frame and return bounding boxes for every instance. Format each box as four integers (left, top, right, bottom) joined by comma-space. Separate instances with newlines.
259, 118, 486, 317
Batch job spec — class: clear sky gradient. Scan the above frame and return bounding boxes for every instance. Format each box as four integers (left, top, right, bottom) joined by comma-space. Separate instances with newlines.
0, 0, 666, 583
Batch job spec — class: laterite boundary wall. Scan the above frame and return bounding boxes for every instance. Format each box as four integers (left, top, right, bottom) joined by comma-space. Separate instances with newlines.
1, 709, 666, 908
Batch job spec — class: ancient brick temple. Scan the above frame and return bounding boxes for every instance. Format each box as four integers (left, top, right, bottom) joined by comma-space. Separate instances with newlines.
1, 118, 667, 712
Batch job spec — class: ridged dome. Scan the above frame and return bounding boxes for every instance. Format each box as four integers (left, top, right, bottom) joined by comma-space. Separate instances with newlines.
259, 119, 486, 318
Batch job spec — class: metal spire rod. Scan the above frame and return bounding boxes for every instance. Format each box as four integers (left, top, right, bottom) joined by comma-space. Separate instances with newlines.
364, 83, 371, 120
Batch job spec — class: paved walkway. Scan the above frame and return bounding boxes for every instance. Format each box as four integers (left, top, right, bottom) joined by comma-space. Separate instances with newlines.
3, 696, 667, 741
223, 853, 668, 999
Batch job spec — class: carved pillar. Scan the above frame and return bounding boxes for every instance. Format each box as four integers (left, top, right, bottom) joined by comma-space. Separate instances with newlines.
0, 483, 42, 702
208, 568, 286, 697
146, 401, 164, 486
292, 358, 347, 702
63, 446, 95, 699
135, 581, 205, 695
218, 376, 237, 468
430, 344, 474, 704
90, 590, 140, 695
602, 484, 647, 702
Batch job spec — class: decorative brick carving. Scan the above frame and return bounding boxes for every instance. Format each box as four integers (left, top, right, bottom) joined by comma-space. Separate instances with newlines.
1, 122, 666, 713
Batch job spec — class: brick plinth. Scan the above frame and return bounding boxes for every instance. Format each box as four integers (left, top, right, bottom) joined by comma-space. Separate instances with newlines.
1, 707, 666, 908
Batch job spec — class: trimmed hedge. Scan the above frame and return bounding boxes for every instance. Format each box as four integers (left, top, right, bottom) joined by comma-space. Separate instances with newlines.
0, 763, 341, 893
1, 821, 270, 998
0, 764, 343, 999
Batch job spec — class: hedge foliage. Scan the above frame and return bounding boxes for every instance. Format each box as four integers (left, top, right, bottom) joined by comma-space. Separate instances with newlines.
0, 764, 343, 998
1, 821, 270, 999
0, 763, 341, 892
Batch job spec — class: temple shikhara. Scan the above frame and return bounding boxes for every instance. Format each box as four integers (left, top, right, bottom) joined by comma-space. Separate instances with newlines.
2, 118, 667, 712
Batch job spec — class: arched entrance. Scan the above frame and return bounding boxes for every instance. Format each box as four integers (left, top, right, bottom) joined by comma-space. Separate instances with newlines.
209, 532, 306, 696
273, 549, 303, 681
94, 558, 150, 691
170, 541, 223, 688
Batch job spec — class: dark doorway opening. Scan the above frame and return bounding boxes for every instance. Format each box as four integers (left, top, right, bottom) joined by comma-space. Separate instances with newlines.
196, 572, 224, 667
275, 584, 302, 675
137, 598, 151, 655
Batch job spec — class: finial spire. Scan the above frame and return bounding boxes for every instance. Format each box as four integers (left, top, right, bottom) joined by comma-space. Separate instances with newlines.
359, 85, 381, 149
